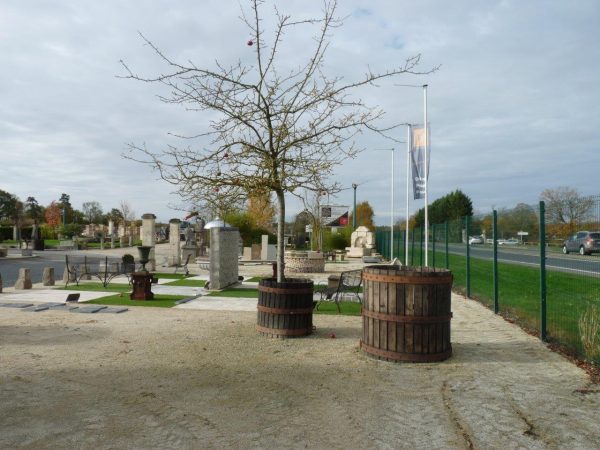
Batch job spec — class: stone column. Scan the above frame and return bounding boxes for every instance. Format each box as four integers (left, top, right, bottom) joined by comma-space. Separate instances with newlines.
14, 268, 32, 290
142, 213, 157, 270
168, 218, 181, 266
108, 220, 114, 236
209, 227, 240, 290
42, 267, 55, 286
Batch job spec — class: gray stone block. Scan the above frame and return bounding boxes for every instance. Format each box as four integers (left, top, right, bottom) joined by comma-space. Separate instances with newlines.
69, 306, 107, 314
97, 307, 128, 314
42, 267, 55, 286
22, 305, 49, 312
14, 268, 32, 290
0, 303, 34, 308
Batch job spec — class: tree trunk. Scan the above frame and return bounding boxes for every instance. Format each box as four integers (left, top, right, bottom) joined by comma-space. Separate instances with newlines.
275, 189, 285, 282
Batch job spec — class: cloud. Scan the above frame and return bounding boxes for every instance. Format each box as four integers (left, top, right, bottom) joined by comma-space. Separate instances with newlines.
1, 0, 599, 225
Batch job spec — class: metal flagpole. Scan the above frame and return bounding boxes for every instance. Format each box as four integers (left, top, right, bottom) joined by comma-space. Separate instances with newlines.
423, 84, 429, 267
406, 125, 411, 266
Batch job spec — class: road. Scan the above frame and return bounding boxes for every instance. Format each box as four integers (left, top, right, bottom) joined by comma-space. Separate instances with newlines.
445, 243, 600, 276
0, 249, 70, 287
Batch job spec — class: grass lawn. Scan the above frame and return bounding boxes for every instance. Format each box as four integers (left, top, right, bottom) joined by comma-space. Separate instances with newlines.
314, 301, 361, 316
58, 282, 186, 307
435, 249, 600, 357
164, 279, 207, 287
86, 294, 185, 308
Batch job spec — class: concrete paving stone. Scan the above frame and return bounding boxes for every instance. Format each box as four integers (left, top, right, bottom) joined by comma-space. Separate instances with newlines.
97, 307, 128, 314
69, 306, 108, 314
0, 303, 35, 308
21, 305, 50, 312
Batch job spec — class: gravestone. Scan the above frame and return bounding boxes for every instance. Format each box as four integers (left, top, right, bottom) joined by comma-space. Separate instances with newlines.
260, 235, 276, 260
42, 267, 55, 286
209, 227, 240, 290
168, 218, 181, 266
14, 268, 32, 290
141, 213, 157, 270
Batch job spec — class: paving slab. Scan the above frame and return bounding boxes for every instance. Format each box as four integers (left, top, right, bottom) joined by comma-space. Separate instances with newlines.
0, 303, 34, 308
174, 296, 256, 312
21, 305, 50, 312
97, 307, 129, 314
69, 306, 108, 314
0, 289, 114, 303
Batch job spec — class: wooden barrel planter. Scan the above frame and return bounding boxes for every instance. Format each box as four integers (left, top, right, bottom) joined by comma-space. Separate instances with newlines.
257, 278, 314, 338
360, 266, 453, 362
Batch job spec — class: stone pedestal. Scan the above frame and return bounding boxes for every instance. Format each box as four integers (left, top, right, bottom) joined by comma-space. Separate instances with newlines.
130, 272, 154, 300
42, 267, 55, 286
346, 226, 376, 257
141, 213, 156, 270
182, 245, 198, 263
14, 268, 32, 290
168, 218, 181, 266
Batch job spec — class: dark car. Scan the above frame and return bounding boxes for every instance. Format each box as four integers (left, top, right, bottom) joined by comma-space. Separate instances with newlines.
562, 231, 600, 255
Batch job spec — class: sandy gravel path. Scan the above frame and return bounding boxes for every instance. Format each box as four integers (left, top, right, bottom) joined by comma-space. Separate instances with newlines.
1, 294, 599, 449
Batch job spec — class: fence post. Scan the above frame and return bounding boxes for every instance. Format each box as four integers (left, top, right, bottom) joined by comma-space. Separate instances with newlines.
493, 210, 499, 314
411, 226, 415, 266
419, 226, 424, 266
432, 224, 436, 268
465, 215, 471, 298
445, 221, 449, 269
539, 201, 547, 342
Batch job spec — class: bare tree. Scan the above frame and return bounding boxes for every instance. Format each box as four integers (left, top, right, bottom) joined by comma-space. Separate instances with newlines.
82, 201, 104, 224
540, 187, 593, 234
120, 0, 432, 281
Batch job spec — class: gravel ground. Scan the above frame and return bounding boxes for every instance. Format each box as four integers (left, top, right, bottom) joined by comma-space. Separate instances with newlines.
2, 292, 599, 449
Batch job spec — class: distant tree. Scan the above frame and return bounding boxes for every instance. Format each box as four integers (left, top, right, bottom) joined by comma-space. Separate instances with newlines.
57, 193, 72, 224
106, 208, 124, 224
498, 203, 538, 238
350, 201, 375, 230
246, 190, 276, 231
540, 187, 593, 234
82, 201, 104, 224
25, 197, 42, 225
0, 190, 20, 224
45, 201, 62, 228
119, 200, 135, 224
414, 190, 473, 227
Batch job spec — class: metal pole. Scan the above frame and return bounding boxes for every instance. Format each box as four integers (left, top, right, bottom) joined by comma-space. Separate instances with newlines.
493, 210, 499, 314
539, 201, 547, 341
466, 215, 471, 298
432, 223, 436, 268
406, 124, 411, 266
352, 183, 357, 230
390, 148, 394, 261
445, 221, 449, 269
423, 84, 429, 267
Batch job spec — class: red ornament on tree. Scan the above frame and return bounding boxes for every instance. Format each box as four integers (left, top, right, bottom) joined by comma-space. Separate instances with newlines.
224, 152, 229, 158
247, 40, 253, 46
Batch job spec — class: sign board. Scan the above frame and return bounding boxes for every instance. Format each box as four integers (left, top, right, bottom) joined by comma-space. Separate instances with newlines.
517, 231, 529, 236
320, 205, 349, 227
305, 225, 313, 233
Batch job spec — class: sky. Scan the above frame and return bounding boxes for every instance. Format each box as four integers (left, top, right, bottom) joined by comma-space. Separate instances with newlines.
2, 0, 600, 225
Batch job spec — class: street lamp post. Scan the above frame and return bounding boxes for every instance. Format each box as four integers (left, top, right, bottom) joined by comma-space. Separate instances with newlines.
352, 183, 357, 230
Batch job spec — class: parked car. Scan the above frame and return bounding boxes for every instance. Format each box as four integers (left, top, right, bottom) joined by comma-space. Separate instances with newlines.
562, 231, 600, 255
498, 238, 519, 246
468, 236, 484, 245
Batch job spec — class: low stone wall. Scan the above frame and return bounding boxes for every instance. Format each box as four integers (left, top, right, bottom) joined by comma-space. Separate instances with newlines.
284, 251, 325, 273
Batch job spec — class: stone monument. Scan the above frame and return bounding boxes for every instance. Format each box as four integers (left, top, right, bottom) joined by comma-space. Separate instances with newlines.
182, 225, 198, 263
260, 234, 276, 261
209, 226, 240, 290
346, 226, 376, 257
141, 213, 156, 270
168, 219, 181, 266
